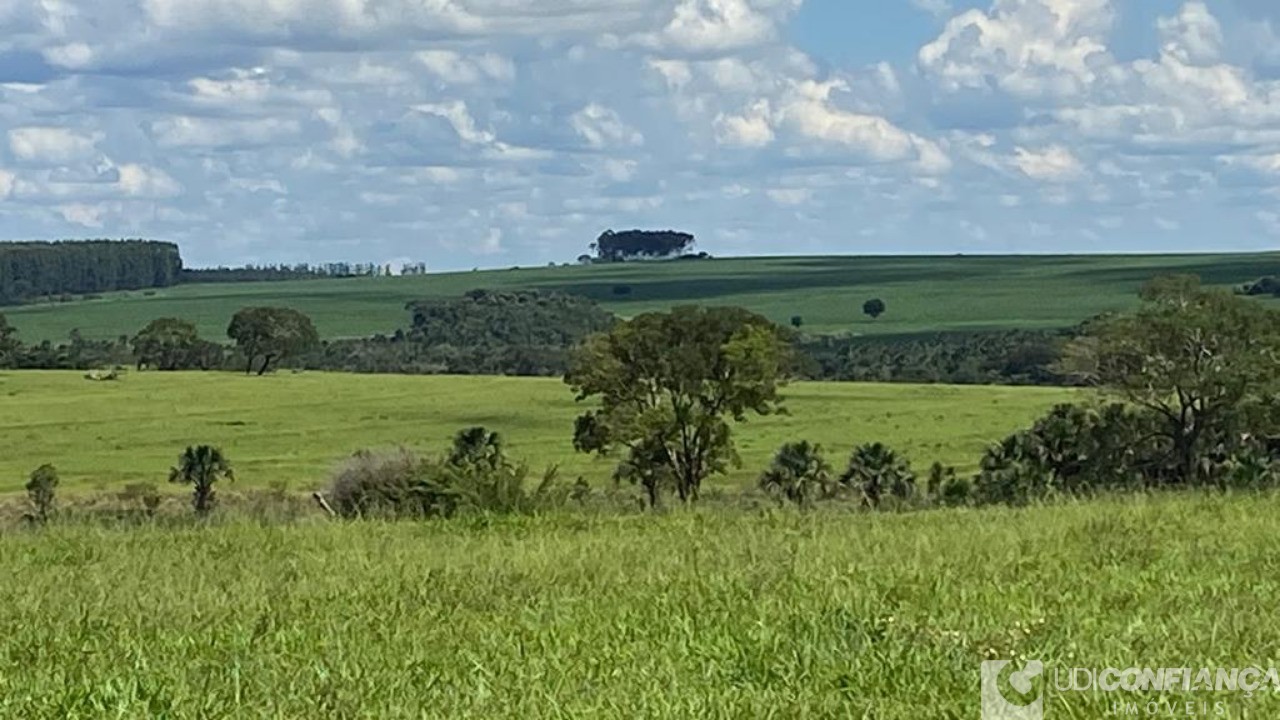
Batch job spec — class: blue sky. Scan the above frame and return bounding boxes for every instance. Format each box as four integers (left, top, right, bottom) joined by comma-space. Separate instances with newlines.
1, 0, 1279, 269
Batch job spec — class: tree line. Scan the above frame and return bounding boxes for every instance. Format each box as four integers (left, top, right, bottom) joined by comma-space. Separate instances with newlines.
0, 240, 182, 305
182, 262, 423, 284
0, 291, 1073, 386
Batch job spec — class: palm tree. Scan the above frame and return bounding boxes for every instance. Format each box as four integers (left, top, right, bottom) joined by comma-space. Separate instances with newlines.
759, 441, 832, 507
840, 442, 915, 508
169, 445, 234, 516
448, 427, 506, 470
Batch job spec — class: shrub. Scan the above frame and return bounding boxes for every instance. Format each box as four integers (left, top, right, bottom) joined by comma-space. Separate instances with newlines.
328, 448, 440, 519
329, 438, 566, 520
759, 441, 831, 507
25, 464, 59, 524
863, 298, 886, 320
840, 443, 915, 508
118, 482, 163, 517
790, 316, 804, 328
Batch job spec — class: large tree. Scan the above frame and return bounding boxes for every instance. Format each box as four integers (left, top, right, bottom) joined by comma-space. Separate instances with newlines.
566, 306, 791, 504
131, 318, 202, 370
227, 307, 319, 375
1061, 275, 1280, 486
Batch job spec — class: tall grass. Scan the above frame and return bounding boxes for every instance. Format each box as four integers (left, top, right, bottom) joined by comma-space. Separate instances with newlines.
3, 493, 1278, 717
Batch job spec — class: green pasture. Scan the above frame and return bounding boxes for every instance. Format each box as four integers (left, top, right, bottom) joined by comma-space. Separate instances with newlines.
6, 253, 1277, 343
3, 494, 1278, 717
0, 371, 1078, 494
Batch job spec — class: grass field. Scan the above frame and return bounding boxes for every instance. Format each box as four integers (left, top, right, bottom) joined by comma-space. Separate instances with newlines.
0, 371, 1076, 494
3, 494, 1278, 717
6, 253, 1279, 343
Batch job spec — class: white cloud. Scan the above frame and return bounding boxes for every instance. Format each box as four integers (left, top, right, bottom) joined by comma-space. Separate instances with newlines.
777, 79, 951, 173
642, 0, 800, 54
715, 100, 774, 147
1013, 145, 1085, 181
417, 50, 515, 85
766, 187, 811, 205
150, 116, 301, 148
919, 0, 1115, 99
570, 104, 644, 149
116, 164, 182, 198
414, 101, 495, 144
58, 202, 105, 228
9, 127, 98, 163
1158, 1, 1222, 66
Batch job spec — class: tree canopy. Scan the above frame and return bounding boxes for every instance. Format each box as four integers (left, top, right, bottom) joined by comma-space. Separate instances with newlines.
227, 307, 320, 375
566, 305, 792, 504
589, 229, 696, 262
1060, 274, 1280, 485
132, 318, 216, 371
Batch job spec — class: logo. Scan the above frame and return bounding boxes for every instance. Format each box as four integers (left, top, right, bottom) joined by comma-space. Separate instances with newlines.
982, 660, 1045, 720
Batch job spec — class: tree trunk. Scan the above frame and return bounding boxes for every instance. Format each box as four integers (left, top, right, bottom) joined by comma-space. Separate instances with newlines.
257, 355, 275, 376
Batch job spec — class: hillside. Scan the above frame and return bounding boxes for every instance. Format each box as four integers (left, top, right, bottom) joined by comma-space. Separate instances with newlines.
5, 253, 1278, 343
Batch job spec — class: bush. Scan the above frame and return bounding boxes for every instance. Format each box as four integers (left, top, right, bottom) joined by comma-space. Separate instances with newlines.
328, 437, 566, 520
839, 443, 915, 508
25, 464, 58, 524
759, 441, 831, 507
834, 440, 916, 507
328, 448, 441, 519
790, 316, 803, 329
612, 285, 633, 297
118, 483, 163, 517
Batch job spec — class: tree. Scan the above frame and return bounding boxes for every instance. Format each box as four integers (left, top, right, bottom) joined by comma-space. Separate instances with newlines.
227, 307, 319, 375
0, 313, 20, 368
863, 298, 886, 320
169, 445, 234, 516
759, 441, 831, 507
790, 315, 804, 329
25, 464, 58, 524
131, 318, 201, 370
567, 306, 791, 505
591, 229, 696, 262
840, 442, 915, 507
1060, 275, 1280, 486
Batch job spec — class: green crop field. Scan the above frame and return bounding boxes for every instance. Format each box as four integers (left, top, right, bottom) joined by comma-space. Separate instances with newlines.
0, 371, 1076, 494
3, 494, 1278, 717
6, 253, 1278, 343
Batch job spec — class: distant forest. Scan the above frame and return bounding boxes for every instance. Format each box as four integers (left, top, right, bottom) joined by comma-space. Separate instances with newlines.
0, 240, 182, 305
0, 239, 433, 306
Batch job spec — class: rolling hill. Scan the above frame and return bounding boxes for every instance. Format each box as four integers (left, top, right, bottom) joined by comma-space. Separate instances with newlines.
4, 253, 1277, 343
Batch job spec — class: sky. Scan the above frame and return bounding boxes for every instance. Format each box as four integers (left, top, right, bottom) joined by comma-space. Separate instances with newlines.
2, 0, 1280, 269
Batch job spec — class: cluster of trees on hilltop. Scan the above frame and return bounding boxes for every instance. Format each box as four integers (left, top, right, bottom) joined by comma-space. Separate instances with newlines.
584, 229, 701, 263
0, 240, 182, 305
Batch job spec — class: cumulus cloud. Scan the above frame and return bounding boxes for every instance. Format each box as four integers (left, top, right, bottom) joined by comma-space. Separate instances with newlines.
1013, 145, 1084, 181
9, 127, 99, 164
571, 104, 645, 149
0, 0, 1272, 263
